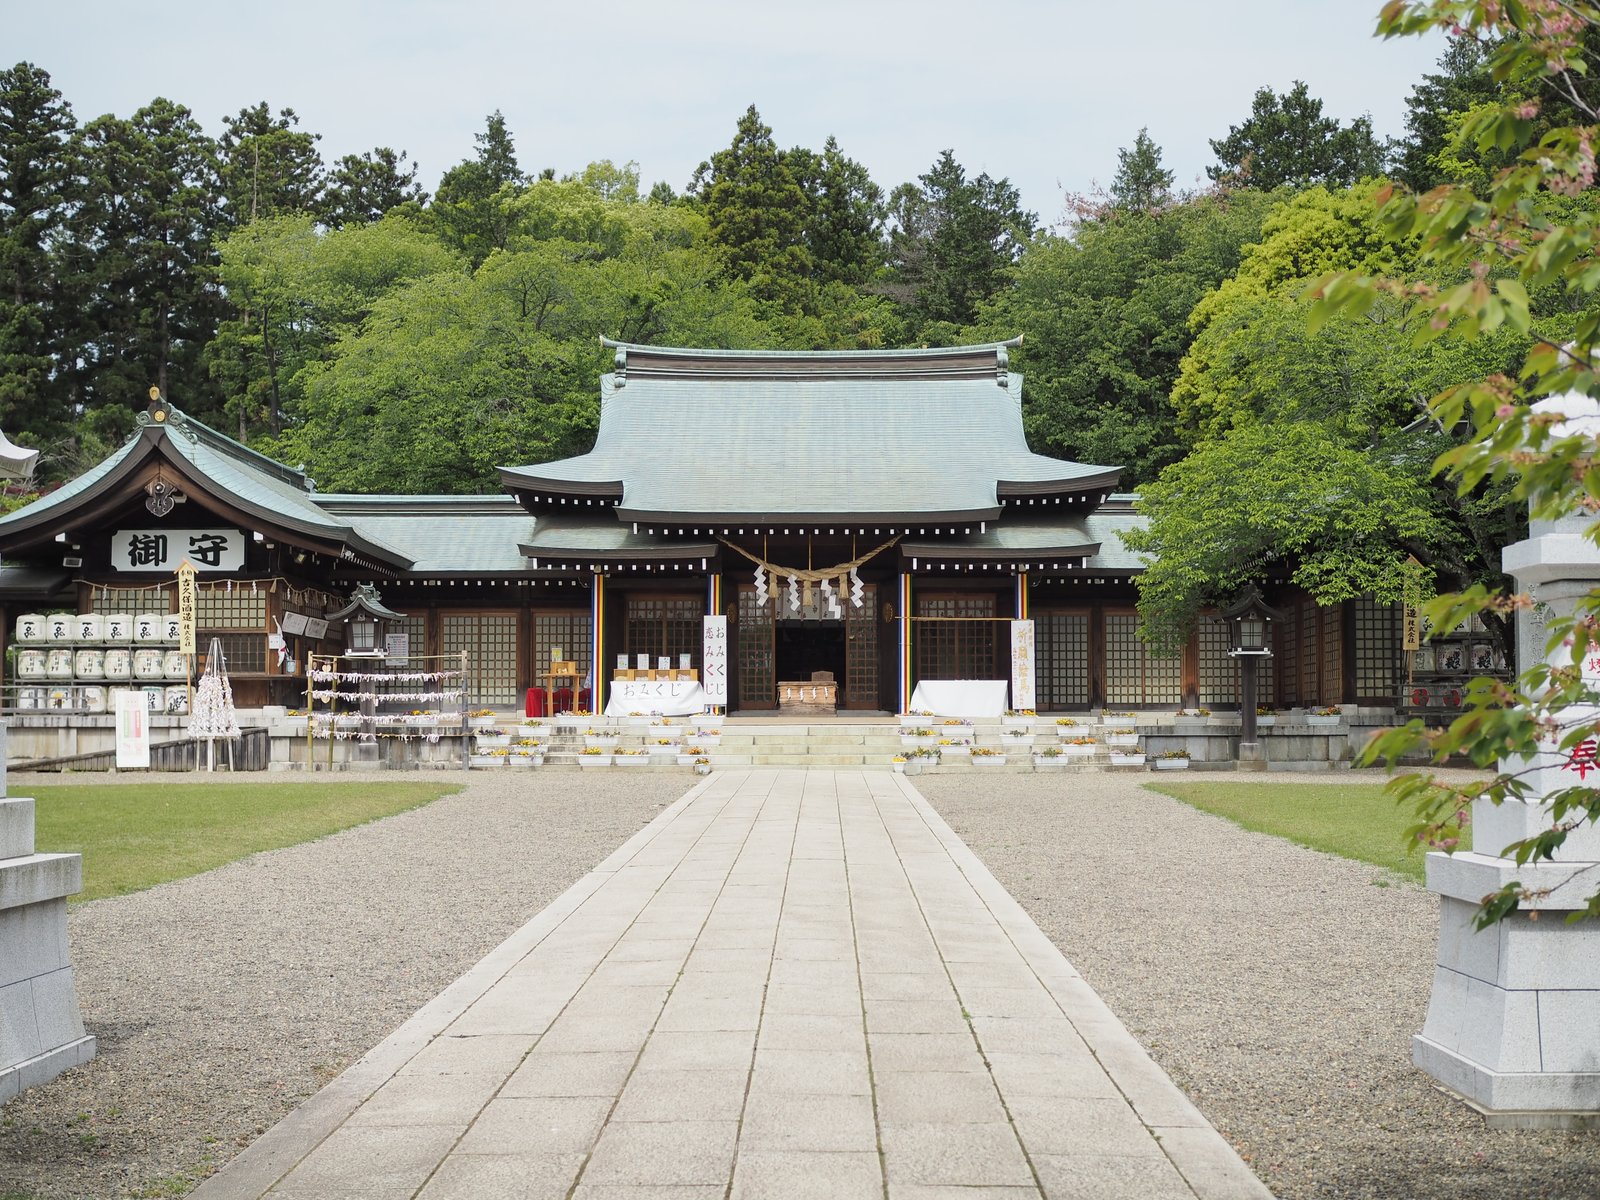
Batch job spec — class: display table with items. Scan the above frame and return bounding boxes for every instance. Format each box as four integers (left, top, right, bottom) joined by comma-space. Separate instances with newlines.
908, 679, 1009, 717
604, 678, 709, 717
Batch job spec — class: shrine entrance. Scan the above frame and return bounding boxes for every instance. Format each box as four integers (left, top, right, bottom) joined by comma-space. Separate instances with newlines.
734, 581, 880, 713
776, 621, 844, 690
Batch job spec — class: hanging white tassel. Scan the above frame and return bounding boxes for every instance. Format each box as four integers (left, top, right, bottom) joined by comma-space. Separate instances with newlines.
753, 564, 769, 606
821, 577, 841, 619
849, 567, 865, 608
787, 575, 801, 613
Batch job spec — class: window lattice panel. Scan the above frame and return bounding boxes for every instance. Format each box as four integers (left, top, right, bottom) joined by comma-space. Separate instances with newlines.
1355, 598, 1400, 702
917, 594, 996, 681
1104, 612, 1181, 706
92, 586, 172, 614
1321, 604, 1343, 705
1197, 620, 1237, 706
442, 614, 518, 706
535, 611, 591, 680
1037, 611, 1089, 709
196, 590, 268, 630
737, 587, 774, 708
386, 615, 427, 663
625, 597, 701, 669
843, 585, 877, 708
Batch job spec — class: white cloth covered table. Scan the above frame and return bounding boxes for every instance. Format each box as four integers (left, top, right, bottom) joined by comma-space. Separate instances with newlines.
604, 678, 709, 717
909, 679, 1009, 717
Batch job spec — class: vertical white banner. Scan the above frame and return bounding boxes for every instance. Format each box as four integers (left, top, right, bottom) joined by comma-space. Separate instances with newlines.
1010, 619, 1036, 712
115, 689, 150, 769
702, 615, 728, 706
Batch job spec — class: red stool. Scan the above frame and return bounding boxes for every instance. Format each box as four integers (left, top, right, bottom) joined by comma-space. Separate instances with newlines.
525, 687, 547, 718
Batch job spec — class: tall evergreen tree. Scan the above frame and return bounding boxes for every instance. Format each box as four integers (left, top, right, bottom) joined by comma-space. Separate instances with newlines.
887, 150, 1036, 333
1109, 128, 1174, 211
789, 135, 886, 287
322, 147, 427, 228
432, 111, 526, 265
63, 99, 218, 439
1392, 38, 1497, 190
1207, 81, 1388, 190
215, 102, 324, 228
691, 105, 812, 307
0, 62, 75, 443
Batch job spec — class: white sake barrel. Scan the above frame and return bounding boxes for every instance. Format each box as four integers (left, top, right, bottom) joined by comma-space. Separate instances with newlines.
46, 614, 74, 643
134, 612, 164, 643
103, 648, 132, 680
16, 686, 44, 710
163, 650, 187, 679
81, 685, 106, 713
107, 685, 130, 712
14, 614, 44, 643
142, 685, 164, 712
103, 613, 133, 643
74, 649, 105, 678
164, 686, 189, 715
47, 686, 72, 709
46, 648, 75, 679
16, 649, 47, 679
74, 613, 103, 642
163, 614, 182, 643
133, 648, 165, 680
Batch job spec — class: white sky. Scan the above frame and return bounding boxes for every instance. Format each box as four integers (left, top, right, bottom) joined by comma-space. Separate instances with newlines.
10, 0, 1445, 228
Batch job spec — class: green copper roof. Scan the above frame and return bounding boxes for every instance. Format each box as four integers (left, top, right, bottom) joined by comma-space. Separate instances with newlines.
314, 495, 535, 574
502, 343, 1119, 523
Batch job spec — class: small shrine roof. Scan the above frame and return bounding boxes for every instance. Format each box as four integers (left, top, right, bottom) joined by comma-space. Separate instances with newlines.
314, 495, 535, 574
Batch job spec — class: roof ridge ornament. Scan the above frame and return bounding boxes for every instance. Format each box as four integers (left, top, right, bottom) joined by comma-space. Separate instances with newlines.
612, 341, 627, 389
996, 345, 1009, 388
137, 386, 198, 443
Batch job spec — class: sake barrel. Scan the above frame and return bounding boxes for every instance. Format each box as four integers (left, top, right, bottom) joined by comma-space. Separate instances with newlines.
46, 614, 74, 643
47, 687, 72, 709
164, 686, 189, 715
14, 614, 44, 643
106, 685, 131, 713
46, 648, 75, 679
74, 649, 105, 678
163, 614, 182, 643
16, 649, 47, 679
163, 650, 187, 679
133, 648, 165, 680
74, 613, 103, 643
141, 685, 165, 712
103, 613, 133, 643
16, 686, 45, 710
81, 685, 107, 713
103, 648, 133, 680
134, 612, 164, 643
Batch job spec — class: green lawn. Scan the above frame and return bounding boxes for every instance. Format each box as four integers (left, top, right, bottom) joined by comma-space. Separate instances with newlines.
1144, 779, 1465, 884
31, 781, 464, 902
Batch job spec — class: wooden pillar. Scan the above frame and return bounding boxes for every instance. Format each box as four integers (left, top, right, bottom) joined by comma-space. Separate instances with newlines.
591, 572, 606, 713
898, 573, 913, 713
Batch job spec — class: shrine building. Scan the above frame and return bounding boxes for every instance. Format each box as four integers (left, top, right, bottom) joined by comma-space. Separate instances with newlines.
0, 340, 1410, 716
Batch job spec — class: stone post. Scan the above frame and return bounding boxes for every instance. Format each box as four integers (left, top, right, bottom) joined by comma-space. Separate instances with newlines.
1412, 416, 1600, 1123
0, 724, 96, 1101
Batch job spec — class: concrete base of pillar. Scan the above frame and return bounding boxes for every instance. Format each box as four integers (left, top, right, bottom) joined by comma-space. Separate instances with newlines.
1236, 741, 1267, 771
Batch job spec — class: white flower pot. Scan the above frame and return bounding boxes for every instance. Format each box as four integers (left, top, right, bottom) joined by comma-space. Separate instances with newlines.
578, 754, 613, 767
972, 755, 1007, 766
696, 713, 724, 730
614, 754, 647, 767
468, 754, 503, 768
1105, 734, 1139, 747
474, 734, 511, 749
1306, 714, 1341, 726
676, 754, 698, 767
1032, 755, 1069, 768
692, 731, 721, 746
694, 763, 712, 775
1002, 715, 1034, 727
1255, 716, 1276, 727
1109, 753, 1145, 767
509, 755, 544, 767
1062, 744, 1096, 758
891, 762, 906, 773
1002, 735, 1035, 748
938, 744, 970, 757
585, 735, 620, 749
1153, 758, 1190, 770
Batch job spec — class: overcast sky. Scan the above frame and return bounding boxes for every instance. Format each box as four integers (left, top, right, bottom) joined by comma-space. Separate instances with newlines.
12, 0, 1445, 228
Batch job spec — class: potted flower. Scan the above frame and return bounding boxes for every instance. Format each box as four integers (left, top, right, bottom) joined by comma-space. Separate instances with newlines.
509, 739, 544, 767
585, 727, 620, 749
1108, 746, 1146, 767
897, 708, 934, 730
1033, 745, 1068, 768
1174, 708, 1210, 729
891, 754, 908, 774
1307, 705, 1342, 726
468, 708, 497, 729
697, 711, 725, 730
1062, 736, 1097, 758
1002, 708, 1036, 728
468, 747, 504, 768
647, 738, 679, 758
970, 746, 1007, 765
901, 727, 937, 748
578, 746, 613, 767
677, 745, 706, 767
1002, 727, 1035, 747
1153, 749, 1191, 771
626, 710, 654, 728
693, 757, 712, 776
1255, 705, 1277, 728
1104, 727, 1139, 747
937, 737, 970, 757
283, 708, 309, 735
474, 727, 511, 749
614, 747, 648, 767
693, 726, 722, 746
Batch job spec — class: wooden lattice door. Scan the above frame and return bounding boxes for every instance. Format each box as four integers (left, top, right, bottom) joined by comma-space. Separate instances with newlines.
843, 583, 877, 709
736, 586, 774, 710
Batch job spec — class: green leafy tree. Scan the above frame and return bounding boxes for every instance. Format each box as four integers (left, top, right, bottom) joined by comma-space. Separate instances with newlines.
0, 62, 75, 446
432, 111, 526, 266
63, 98, 220, 443
1109, 128, 1175, 211
788, 135, 887, 287
322, 148, 427, 228
1311, 1, 1600, 924
1393, 36, 1500, 189
215, 102, 325, 228
977, 187, 1275, 483
1207, 80, 1389, 189
887, 150, 1036, 336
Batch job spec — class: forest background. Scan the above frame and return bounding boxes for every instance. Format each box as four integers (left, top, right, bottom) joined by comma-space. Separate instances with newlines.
1, 34, 1592, 650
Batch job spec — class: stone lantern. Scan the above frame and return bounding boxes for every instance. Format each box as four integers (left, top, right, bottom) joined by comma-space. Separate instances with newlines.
1221, 585, 1281, 769
329, 583, 404, 659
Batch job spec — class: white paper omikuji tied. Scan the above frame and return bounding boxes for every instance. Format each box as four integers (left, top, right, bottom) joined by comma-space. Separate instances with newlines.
190, 638, 241, 741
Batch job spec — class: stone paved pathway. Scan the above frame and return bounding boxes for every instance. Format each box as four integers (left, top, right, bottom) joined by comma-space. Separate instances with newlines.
190, 769, 1271, 1199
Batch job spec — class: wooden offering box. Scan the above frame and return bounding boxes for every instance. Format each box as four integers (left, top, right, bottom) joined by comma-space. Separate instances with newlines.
778, 679, 836, 714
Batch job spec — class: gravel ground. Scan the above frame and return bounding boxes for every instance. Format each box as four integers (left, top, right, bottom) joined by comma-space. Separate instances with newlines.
915, 769, 1600, 1200
4, 767, 1599, 1200
0, 768, 691, 1200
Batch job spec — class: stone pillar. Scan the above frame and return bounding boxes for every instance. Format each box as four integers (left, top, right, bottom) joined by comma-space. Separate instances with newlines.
0, 736, 96, 1099
1412, 503, 1600, 1124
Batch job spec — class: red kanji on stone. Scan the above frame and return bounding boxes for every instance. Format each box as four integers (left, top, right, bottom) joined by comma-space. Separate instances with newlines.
1565, 738, 1599, 780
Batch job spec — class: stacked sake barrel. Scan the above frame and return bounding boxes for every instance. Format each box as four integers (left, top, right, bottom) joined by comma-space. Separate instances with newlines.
13, 611, 186, 715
